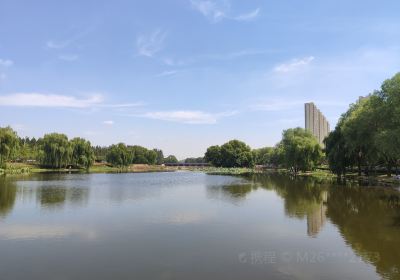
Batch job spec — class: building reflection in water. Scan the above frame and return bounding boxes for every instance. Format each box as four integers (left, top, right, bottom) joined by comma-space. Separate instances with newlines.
306, 191, 327, 237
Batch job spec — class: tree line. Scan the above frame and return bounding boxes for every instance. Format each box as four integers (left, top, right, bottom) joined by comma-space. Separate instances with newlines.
325, 72, 400, 177
204, 128, 322, 174
2, 73, 398, 175
204, 73, 400, 177
0, 130, 178, 169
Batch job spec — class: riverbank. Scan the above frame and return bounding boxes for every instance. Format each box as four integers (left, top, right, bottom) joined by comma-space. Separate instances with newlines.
1, 163, 399, 187
0, 162, 172, 175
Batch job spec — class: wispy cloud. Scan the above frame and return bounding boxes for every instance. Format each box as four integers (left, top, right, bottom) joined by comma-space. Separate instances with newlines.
58, 54, 79, 61
162, 49, 272, 67
190, 0, 260, 23
136, 30, 167, 57
0, 59, 14, 67
103, 120, 114, 125
0, 93, 103, 108
234, 8, 260, 21
273, 56, 315, 73
46, 40, 71, 49
155, 70, 179, 77
190, 0, 228, 22
0, 93, 143, 109
46, 27, 94, 50
250, 99, 346, 112
136, 110, 237, 124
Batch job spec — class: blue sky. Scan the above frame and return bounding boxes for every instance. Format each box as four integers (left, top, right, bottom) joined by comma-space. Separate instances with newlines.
1, 0, 400, 158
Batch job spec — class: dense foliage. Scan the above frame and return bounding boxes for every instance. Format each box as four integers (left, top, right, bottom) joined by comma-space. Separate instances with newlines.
164, 155, 179, 164
184, 157, 205, 163
38, 133, 72, 168
129, 145, 158, 165
205, 140, 254, 168
325, 73, 400, 176
204, 132, 322, 173
0, 127, 19, 168
280, 128, 323, 174
0, 128, 172, 169
70, 138, 95, 169
106, 143, 132, 167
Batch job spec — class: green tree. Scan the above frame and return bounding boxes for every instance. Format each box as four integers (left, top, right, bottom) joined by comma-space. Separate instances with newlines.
341, 97, 380, 175
324, 127, 354, 177
129, 145, 158, 165
106, 143, 132, 167
204, 145, 222, 167
184, 157, 205, 163
270, 144, 284, 167
375, 73, 400, 175
252, 147, 274, 165
280, 128, 322, 174
70, 137, 95, 169
145, 149, 158, 165
38, 133, 71, 168
93, 146, 109, 162
153, 149, 164, 165
0, 127, 19, 168
164, 155, 178, 164
219, 140, 254, 168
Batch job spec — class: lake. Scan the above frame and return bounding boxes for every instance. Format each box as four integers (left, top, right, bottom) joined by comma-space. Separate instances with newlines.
0, 172, 399, 280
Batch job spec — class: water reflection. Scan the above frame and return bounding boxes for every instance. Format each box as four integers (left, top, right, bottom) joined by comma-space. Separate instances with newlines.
265, 176, 329, 238
0, 173, 399, 280
206, 183, 256, 205
37, 186, 89, 209
247, 175, 400, 280
0, 177, 17, 218
207, 175, 330, 237
326, 185, 400, 280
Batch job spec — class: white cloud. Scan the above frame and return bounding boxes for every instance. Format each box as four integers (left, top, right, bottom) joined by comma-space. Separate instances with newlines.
234, 8, 260, 21
273, 56, 315, 73
190, 0, 228, 22
0, 93, 103, 108
139, 110, 236, 124
156, 70, 179, 77
58, 54, 79, 61
0, 93, 144, 109
136, 30, 167, 57
46, 40, 72, 49
190, 0, 260, 23
0, 59, 13, 67
46, 27, 93, 50
162, 49, 272, 67
103, 120, 114, 125
101, 102, 144, 108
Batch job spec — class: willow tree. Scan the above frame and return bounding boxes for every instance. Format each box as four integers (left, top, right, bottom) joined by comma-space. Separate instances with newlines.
70, 137, 95, 169
281, 128, 322, 174
0, 127, 19, 168
38, 133, 72, 168
106, 143, 132, 167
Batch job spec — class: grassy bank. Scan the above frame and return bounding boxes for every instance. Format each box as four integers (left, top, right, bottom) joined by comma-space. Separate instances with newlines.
0, 162, 172, 175
1, 163, 399, 186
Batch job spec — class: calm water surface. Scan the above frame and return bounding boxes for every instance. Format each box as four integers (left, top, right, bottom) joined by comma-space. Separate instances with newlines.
0, 172, 399, 280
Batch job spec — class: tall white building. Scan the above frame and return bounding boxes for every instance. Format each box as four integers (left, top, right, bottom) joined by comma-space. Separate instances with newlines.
305, 102, 330, 146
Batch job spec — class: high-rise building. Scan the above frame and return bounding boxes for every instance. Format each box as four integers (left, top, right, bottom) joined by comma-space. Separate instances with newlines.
305, 102, 330, 146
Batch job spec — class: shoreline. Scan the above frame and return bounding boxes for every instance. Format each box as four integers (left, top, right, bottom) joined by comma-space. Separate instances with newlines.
1, 163, 399, 187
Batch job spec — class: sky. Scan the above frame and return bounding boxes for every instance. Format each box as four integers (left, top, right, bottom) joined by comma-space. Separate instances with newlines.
1, 0, 400, 159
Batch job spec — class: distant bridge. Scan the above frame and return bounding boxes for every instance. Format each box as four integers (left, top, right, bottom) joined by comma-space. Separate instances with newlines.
164, 163, 211, 167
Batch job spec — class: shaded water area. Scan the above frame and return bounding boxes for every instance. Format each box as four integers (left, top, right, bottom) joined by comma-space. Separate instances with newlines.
0, 172, 399, 280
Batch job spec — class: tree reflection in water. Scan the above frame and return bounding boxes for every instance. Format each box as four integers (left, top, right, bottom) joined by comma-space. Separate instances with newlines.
0, 177, 17, 218
209, 174, 400, 280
